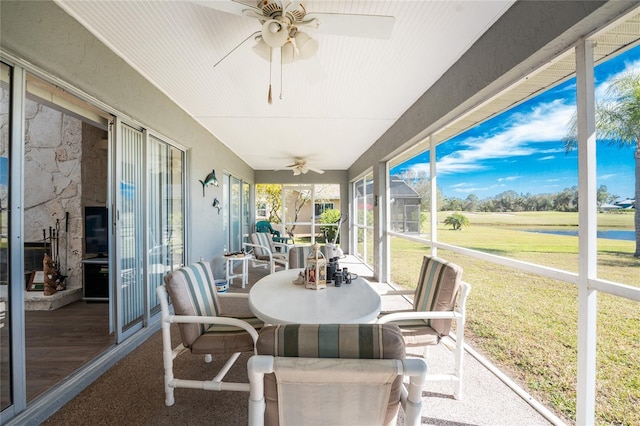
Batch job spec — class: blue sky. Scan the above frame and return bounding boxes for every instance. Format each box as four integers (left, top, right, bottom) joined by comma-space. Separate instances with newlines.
392, 44, 640, 201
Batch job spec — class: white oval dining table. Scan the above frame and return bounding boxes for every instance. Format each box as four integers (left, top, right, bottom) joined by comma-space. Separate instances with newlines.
249, 268, 382, 324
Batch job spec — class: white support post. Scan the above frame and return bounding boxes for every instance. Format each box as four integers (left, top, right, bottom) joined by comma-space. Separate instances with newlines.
576, 39, 597, 426
377, 162, 390, 283
429, 136, 438, 257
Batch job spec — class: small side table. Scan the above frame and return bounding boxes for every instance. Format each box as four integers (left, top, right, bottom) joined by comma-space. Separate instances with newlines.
224, 253, 253, 288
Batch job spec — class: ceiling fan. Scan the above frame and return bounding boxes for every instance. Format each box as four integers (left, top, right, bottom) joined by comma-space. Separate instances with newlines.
193, 0, 395, 102
284, 158, 325, 175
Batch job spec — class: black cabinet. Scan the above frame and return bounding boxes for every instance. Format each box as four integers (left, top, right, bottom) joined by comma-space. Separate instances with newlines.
83, 258, 109, 301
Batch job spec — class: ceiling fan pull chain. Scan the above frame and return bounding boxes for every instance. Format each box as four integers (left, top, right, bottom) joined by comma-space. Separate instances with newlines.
280, 49, 284, 100
268, 47, 273, 105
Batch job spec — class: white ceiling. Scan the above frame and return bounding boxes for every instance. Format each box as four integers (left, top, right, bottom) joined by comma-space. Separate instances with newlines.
54, 0, 515, 172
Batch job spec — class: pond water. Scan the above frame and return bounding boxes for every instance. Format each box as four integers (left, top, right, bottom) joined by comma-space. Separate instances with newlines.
525, 229, 635, 241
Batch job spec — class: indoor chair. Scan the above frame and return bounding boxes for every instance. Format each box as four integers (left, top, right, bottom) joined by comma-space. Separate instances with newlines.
377, 255, 471, 400
248, 324, 427, 426
245, 232, 290, 274
158, 261, 263, 406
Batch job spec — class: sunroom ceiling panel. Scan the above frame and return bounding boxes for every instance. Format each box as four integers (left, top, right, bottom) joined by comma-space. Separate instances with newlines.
54, 0, 515, 172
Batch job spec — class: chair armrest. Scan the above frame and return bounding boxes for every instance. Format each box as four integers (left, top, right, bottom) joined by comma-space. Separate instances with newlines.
167, 314, 260, 343
244, 242, 273, 260
378, 289, 414, 296
219, 292, 249, 299
377, 310, 463, 324
272, 241, 292, 252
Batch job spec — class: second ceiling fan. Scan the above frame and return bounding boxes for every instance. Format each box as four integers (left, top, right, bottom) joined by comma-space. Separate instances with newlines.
284, 158, 324, 175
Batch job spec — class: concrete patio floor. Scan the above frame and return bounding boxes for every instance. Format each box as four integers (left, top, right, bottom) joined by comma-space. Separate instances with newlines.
236, 254, 561, 425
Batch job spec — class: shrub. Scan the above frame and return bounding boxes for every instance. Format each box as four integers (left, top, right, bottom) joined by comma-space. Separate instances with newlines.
319, 209, 341, 243
443, 212, 470, 230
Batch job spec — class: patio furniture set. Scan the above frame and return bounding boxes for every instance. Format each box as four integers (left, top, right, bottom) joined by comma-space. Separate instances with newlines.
158, 228, 470, 425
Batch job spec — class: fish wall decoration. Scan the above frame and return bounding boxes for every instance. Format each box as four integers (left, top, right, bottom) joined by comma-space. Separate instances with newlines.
199, 169, 219, 196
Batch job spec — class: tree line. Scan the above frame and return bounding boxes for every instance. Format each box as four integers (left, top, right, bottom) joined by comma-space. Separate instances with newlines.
400, 170, 622, 213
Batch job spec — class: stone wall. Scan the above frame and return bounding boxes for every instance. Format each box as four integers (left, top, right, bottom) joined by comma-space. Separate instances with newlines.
24, 97, 107, 292
82, 123, 108, 207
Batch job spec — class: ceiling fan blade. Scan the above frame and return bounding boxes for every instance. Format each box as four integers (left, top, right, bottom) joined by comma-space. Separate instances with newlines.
307, 166, 325, 174
214, 31, 260, 68
282, 1, 302, 15
303, 13, 395, 39
190, 0, 262, 19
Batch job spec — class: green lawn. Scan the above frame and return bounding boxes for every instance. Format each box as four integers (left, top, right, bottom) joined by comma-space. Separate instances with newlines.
390, 211, 639, 425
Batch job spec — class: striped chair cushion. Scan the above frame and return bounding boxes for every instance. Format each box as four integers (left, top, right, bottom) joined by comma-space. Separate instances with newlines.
289, 245, 337, 269
257, 323, 405, 359
251, 232, 276, 260
257, 324, 405, 426
163, 261, 221, 347
413, 255, 463, 337
190, 317, 264, 355
287, 245, 313, 269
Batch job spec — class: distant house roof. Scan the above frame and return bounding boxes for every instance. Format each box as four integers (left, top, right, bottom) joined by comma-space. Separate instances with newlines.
390, 175, 421, 199
614, 199, 636, 209
355, 175, 421, 200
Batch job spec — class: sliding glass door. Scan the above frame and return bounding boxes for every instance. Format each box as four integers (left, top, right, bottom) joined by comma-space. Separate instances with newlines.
115, 122, 185, 340
223, 174, 251, 253
116, 123, 145, 338
148, 137, 185, 313
0, 61, 14, 413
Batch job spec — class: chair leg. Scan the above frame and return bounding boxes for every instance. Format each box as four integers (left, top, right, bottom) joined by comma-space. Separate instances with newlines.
248, 355, 272, 426
453, 321, 465, 400
161, 319, 176, 406
423, 346, 430, 359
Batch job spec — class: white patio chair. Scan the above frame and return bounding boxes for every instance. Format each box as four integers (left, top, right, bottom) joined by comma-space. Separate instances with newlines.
248, 324, 427, 426
377, 255, 471, 399
157, 261, 263, 406
245, 232, 290, 273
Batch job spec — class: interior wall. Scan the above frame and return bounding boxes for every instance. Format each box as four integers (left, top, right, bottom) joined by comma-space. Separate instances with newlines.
23, 98, 89, 291
0, 0, 253, 261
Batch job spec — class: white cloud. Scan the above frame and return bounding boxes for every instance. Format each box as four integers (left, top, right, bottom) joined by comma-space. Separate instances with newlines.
405, 57, 640, 179
454, 186, 490, 193
599, 173, 618, 180
428, 99, 575, 175
596, 58, 640, 99
497, 176, 520, 182
538, 155, 555, 161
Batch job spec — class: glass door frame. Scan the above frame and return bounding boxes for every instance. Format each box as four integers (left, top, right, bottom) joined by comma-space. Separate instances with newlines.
352, 172, 374, 268
113, 118, 187, 342
223, 173, 252, 253
1, 59, 27, 419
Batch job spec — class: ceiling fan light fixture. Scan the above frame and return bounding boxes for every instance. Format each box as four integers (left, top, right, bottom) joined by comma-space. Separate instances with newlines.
294, 31, 318, 60
281, 41, 296, 64
252, 38, 271, 62
262, 19, 289, 48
